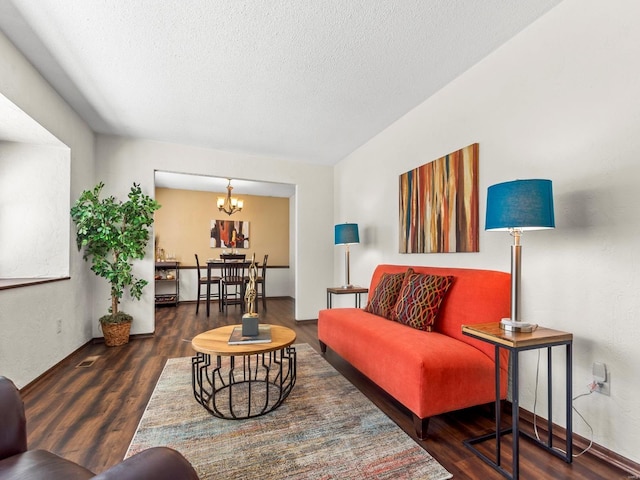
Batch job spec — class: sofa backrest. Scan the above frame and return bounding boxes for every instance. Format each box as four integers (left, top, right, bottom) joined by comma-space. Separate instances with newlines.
369, 264, 510, 360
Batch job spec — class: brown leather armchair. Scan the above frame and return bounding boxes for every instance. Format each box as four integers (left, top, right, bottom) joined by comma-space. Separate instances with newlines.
0, 376, 200, 480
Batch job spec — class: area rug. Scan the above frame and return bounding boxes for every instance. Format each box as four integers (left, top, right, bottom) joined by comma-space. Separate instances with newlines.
127, 343, 452, 480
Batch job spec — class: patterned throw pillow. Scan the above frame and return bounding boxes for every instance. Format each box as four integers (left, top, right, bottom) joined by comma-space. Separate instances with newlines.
392, 273, 454, 331
365, 268, 414, 319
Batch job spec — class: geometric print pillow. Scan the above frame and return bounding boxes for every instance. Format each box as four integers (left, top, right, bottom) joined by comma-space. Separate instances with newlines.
365, 268, 414, 319
391, 273, 454, 331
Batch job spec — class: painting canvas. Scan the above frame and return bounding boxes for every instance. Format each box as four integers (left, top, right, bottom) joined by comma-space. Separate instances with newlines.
210, 220, 250, 249
399, 143, 479, 253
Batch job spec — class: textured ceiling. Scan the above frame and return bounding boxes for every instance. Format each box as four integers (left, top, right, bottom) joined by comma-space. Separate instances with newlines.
0, 0, 561, 165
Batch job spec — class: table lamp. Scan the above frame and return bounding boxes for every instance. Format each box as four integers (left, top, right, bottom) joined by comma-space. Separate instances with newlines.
334, 223, 359, 288
485, 179, 555, 332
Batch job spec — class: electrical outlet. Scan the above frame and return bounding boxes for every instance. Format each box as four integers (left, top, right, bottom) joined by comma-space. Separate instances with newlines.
594, 375, 610, 395
56, 319, 62, 334
592, 362, 610, 396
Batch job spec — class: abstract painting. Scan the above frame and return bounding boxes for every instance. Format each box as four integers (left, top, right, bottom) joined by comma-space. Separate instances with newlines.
399, 143, 479, 253
210, 220, 250, 249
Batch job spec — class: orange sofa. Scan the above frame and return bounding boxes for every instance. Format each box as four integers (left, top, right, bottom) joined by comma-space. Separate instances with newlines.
318, 264, 510, 439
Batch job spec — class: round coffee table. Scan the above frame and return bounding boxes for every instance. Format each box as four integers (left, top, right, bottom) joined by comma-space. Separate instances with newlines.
191, 324, 297, 419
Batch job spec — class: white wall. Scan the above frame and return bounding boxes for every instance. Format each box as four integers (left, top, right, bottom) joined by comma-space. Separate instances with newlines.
0, 31, 95, 387
0, 141, 70, 278
94, 135, 332, 336
335, 0, 640, 463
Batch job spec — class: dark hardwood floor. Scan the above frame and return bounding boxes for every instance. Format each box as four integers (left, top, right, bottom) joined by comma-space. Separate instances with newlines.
21, 299, 630, 478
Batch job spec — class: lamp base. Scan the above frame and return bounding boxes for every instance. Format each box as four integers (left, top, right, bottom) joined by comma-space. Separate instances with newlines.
500, 318, 536, 333
340, 284, 354, 289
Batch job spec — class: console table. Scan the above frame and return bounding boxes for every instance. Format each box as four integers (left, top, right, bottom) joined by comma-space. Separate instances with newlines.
462, 322, 573, 480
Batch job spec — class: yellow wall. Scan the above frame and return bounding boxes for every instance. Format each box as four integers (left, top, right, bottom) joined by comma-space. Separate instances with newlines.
154, 188, 289, 266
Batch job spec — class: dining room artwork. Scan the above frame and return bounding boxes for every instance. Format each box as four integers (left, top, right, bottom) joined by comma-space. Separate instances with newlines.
399, 143, 479, 253
210, 220, 250, 249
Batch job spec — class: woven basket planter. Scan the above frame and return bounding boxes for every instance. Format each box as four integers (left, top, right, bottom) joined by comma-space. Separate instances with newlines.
101, 321, 132, 347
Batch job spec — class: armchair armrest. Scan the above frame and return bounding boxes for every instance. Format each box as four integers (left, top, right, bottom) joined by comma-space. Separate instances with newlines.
0, 377, 27, 460
92, 447, 199, 480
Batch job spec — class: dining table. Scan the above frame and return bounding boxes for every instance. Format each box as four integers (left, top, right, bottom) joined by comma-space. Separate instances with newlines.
205, 259, 260, 317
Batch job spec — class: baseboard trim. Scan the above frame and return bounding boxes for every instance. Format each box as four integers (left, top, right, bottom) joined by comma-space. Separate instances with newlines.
91, 332, 155, 344
515, 405, 640, 477
19, 340, 92, 395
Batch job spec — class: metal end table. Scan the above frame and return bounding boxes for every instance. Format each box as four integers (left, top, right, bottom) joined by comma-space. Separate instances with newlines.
462, 322, 573, 480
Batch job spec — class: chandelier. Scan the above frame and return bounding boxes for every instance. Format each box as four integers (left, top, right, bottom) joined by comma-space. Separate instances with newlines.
217, 179, 244, 216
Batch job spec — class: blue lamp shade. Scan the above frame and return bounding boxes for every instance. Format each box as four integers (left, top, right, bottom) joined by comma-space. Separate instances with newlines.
485, 179, 555, 231
335, 223, 360, 245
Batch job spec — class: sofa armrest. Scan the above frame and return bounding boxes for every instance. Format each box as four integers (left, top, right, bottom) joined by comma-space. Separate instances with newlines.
0, 377, 27, 460
92, 447, 199, 480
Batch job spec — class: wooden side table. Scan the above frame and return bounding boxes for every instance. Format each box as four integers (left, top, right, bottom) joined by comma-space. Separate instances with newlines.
326, 286, 368, 308
191, 325, 297, 419
462, 322, 573, 480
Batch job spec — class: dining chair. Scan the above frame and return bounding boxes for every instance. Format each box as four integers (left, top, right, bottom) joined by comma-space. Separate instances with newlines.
255, 254, 268, 311
195, 254, 221, 314
220, 253, 246, 260
221, 258, 247, 313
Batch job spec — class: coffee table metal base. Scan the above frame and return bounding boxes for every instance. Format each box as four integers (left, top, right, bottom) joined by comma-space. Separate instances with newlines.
191, 346, 296, 419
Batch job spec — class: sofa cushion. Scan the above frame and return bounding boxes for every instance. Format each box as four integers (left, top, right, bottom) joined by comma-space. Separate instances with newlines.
392, 273, 454, 331
367, 265, 511, 362
364, 268, 413, 319
317, 307, 506, 419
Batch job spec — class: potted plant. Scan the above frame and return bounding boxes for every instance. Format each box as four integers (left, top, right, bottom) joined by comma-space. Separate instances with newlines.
71, 182, 160, 346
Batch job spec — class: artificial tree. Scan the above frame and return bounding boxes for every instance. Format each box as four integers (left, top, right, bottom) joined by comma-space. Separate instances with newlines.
71, 182, 160, 344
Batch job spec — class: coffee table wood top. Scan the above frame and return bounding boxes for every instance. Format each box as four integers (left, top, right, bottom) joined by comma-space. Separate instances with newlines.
192, 324, 296, 356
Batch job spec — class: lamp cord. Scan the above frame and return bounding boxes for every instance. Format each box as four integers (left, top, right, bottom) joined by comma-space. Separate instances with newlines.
532, 350, 594, 458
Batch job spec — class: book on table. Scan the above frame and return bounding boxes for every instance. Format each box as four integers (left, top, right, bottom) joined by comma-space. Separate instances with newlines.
228, 325, 272, 345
